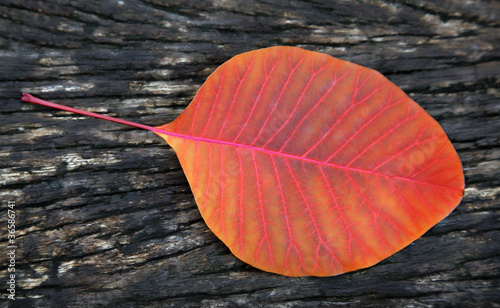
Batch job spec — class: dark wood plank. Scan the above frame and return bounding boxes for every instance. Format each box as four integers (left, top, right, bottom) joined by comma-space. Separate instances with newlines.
1, 0, 499, 307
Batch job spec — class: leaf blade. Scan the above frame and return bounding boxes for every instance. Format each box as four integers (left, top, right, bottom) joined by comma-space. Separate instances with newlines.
156, 46, 464, 276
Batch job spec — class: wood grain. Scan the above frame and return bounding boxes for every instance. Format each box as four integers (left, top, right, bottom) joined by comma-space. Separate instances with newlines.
0, 0, 498, 307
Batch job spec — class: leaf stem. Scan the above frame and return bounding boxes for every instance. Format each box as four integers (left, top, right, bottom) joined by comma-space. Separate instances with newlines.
21, 93, 171, 136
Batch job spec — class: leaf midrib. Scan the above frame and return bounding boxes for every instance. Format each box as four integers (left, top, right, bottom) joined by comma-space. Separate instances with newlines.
156, 128, 459, 191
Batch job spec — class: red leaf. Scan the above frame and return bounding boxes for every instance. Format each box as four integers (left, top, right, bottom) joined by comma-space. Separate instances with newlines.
22, 46, 464, 277
155, 47, 464, 276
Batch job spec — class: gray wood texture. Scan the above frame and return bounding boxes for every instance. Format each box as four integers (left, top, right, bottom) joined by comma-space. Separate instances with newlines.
1, 0, 499, 307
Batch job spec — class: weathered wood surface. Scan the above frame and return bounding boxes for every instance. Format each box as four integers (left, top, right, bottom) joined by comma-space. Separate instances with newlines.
1, 0, 499, 307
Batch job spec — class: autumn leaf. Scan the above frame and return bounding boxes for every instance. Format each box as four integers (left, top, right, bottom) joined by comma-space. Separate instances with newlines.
22, 46, 464, 277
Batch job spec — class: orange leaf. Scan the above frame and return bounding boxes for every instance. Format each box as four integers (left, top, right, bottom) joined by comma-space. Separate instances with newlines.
23, 46, 464, 277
